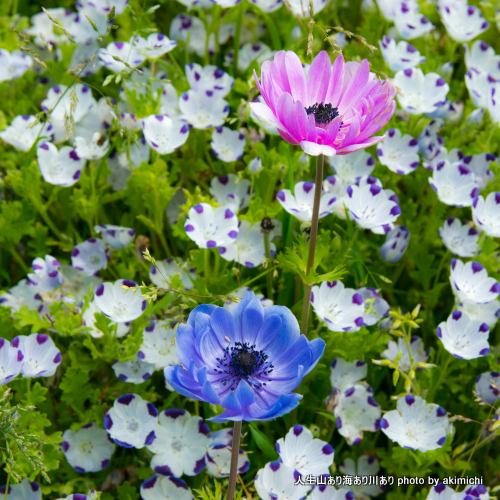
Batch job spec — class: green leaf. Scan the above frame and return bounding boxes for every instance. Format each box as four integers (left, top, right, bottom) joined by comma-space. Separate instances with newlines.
316, 411, 337, 424
249, 423, 278, 460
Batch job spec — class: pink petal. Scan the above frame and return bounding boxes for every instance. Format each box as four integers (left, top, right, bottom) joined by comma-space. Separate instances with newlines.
276, 92, 307, 143
325, 54, 345, 107
285, 51, 307, 104
306, 51, 331, 106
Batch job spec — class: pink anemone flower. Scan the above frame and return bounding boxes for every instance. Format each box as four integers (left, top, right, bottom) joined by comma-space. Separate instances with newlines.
250, 50, 396, 157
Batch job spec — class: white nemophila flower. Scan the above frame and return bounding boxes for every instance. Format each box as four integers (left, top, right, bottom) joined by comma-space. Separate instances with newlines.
75, 97, 115, 140
67, 10, 102, 46
113, 356, 155, 384
169, 14, 212, 58
141, 475, 194, 500
467, 107, 485, 124
210, 0, 241, 6
328, 150, 375, 183
0, 49, 32, 82
330, 359, 367, 393
379, 36, 425, 71
95, 279, 147, 322
287, 0, 329, 17
249, 156, 263, 174
489, 85, 500, 125
380, 395, 449, 452
346, 183, 401, 230
74, 133, 109, 160
380, 226, 410, 263
473, 192, 500, 237
179, 90, 229, 129
338, 456, 384, 499
211, 129, 247, 166
142, 115, 190, 154
381, 336, 430, 371
0, 115, 53, 152
248, 0, 282, 12
255, 462, 308, 500
464, 41, 500, 79
223, 287, 273, 311
0, 339, 24, 386
186, 63, 234, 97
37, 142, 85, 187
376, 129, 419, 175
71, 238, 108, 276
437, 310, 490, 359
82, 300, 130, 338
465, 70, 496, 109
438, 218, 480, 257
219, 220, 275, 268
98, 41, 146, 72
62, 423, 115, 473
250, 96, 279, 136
133, 33, 177, 59
393, 69, 449, 115
450, 259, 500, 304
138, 320, 178, 370
423, 146, 464, 172
60, 266, 101, 305
456, 299, 500, 328
475, 371, 500, 404
309, 482, 354, 500
42, 84, 96, 124
426, 483, 456, 500
94, 224, 135, 250
27, 8, 76, 47
28, 255, 64, 292
464, 153, 497, 190
160, 83, 181, 117
429, 161, 478, 207
226, 42, 275, 73
277, 181, 336, 222
0, 279, 42, 314
358, 288, 390, 326
323, 176, 351, 220
440, 3, 489, 42
311, 281, 365, 333
418, 119, 444, 160
104, 394, 158, 448
77, 0, 129, 16
206, 432, 250, 478
12, 334, 61, 378
0, 479, 41, 500
184, 203, 239, 249
393, 4, 434, 40
276, 425, 334, 477
149, 258, 197, 291
147, 409, 209, 476
333, 384, 381, 445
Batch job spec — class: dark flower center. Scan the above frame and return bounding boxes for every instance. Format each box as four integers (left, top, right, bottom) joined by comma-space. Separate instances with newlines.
305, 102, 340, 125
216, 342, 273, 390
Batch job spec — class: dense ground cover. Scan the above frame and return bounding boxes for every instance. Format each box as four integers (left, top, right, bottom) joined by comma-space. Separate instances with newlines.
0, 0, 500, 499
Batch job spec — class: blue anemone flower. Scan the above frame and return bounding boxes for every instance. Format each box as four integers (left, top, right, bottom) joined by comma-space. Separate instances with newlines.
165, 291, 325, 422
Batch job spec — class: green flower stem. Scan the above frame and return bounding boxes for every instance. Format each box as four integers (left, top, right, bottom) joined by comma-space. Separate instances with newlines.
10, 246, 28, 274
299, 154, 325, 336
35, 202, 64, 242
204, 249, 211, 286
3, 473, 10, 500
232, 2, 245, 77
263, 231, 273, 300
226, 420, 242, 500
428, 353, 453, 401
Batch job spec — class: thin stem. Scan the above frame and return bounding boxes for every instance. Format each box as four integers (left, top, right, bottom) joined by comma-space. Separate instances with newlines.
204, 249, 211, 287
227, 420, 242, 500
428, 354, 453, 401
299, 154, 324, 336
10, 247, 29, 274
263, 231, 273, 300
36, 203, 64, 241
4, 473, 10, 500
232, 2, 245, 77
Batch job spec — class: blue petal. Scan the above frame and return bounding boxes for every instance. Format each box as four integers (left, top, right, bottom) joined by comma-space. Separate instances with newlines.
199, 330, 224, 367
221, 390, 242, 411
210, 307, 236, 345
235, 379, 256, 406
262, 305, 300, 356
241, 295, 264, 344
165, 365, 205, 402
255, 314, 282, 351
230, 291, 256, 342
304, 337, 326, 375
187, 304, 217, 328
175, 324, 202, 370
271, 336, 312, 379
266, 364, 305, 393
249, 393, 303, 421
197, 367, 221, 404
208, 408, 243, 422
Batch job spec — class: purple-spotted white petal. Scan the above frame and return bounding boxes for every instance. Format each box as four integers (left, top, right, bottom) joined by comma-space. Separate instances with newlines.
0, 115, 53, 152
376, 128, 419, 175
0, 339, 24, 386
139, 320, 179, 371
254, 462, 309, 500
330, 358, 368, 392
393, 4, 434, 39
310, 281, 365, 333
449, 259, 500, 304
358, 287, 390, 326
62, 423, 115, 473
379, 36, 425, 71
0, 479, 41, 500
205, 431, 250, 478
28, 255, 64, 292
12, 333, 61, 378
455, 299, 500, 328
185, 63, 234, 97
147, 409, 210, 477
428, 161, 478, 207
82, 300, 131, 339
104, 394, 158, 449
97, 41, 146, 72
440, 3, 489, 42
140, 475, 194, 500
142, 115, 190, 154
211, 127, 246, 163
71, 238, 108, 276
379, 226, 410, 263
328, 150, 375, 183
475, 371, 500, 404
338, 456, 384, 498
74, 132, 109, 160
438, 218, 480, 257
210, 174, 252, 213
132, 33, 177, 59
436, 311, 490, 360
184, 203, 239, 249
179, 90, 229, 129
472, 193, 500, 237
381, 336, 430, 371
0, 49, 33, 82
37, 142, 85, 187
94, 224, 136, 250
113, 356, 155, 384
94, 279, 147, 322
380, 395, 449, 452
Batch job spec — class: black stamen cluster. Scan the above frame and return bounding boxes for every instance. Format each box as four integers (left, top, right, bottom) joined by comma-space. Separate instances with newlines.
304, 102, 340, 125
215, 342, 273, 390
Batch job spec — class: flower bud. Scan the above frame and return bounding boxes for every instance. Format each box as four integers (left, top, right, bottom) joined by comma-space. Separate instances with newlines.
249, 156, 263, 174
